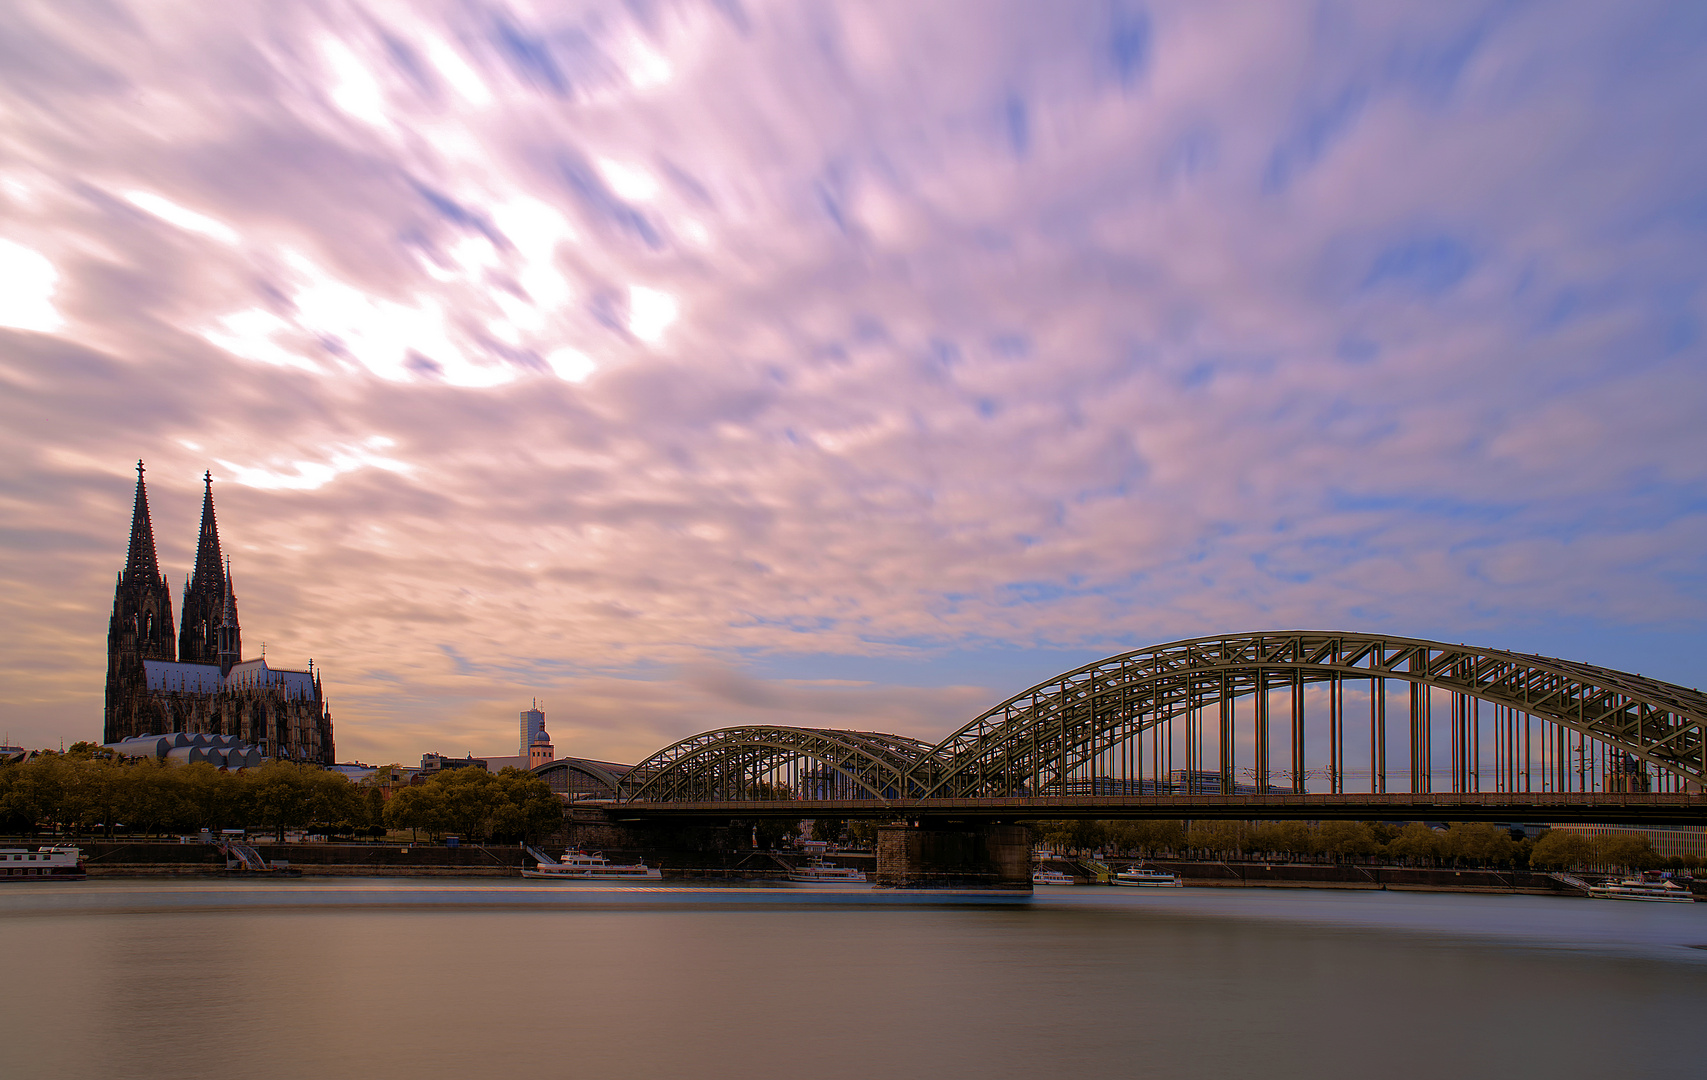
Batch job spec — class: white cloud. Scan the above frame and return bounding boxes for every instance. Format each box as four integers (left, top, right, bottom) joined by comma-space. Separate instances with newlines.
321, 38, 389, 127
0, 239, 63, 332
627, 286, 678, 343
422, 34, 492, 107
596, 158, 661, 202
217, 437, 412, 491
545, 347, 596, 382
122, 191, 241, 245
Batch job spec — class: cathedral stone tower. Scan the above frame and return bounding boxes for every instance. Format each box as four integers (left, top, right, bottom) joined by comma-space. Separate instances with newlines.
178, 472, 238, 666
101, 462, 335, 764
105, 462, 177, 742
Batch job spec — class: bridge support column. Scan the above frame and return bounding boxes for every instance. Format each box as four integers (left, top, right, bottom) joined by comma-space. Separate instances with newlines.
875, 822, 1032, 890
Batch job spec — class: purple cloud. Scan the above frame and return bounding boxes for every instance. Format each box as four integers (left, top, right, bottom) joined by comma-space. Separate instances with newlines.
1, 1, 1703, 763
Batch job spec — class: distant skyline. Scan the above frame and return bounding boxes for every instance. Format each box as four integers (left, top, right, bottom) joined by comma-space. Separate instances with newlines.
2, 1, 1704, 765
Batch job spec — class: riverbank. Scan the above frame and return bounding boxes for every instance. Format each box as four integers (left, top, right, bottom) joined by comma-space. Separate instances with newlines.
1135, 859, 1586, 895
56, 842, 1698, 897
75, 840, 526, 877
69, 841, 863, 881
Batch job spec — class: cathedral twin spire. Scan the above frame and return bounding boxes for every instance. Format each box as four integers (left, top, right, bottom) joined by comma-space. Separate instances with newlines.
116, 461, 241, 668
180, 469, 239, 666
122, 460, 163, 585
110, 461, 178, 670
106, 461, 333, 761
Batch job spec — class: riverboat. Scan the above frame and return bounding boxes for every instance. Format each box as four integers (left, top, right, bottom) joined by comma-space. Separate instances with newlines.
787, 857, 868, 884
1112, 867, 1183, 888
1586, 872, 1695, 903
1033, 869, 1076, 886
523, 849, 661, 880
0, 846, 86, 882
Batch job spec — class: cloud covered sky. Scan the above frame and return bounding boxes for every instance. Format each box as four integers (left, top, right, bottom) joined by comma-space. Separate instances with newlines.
1, 0, 1704, 765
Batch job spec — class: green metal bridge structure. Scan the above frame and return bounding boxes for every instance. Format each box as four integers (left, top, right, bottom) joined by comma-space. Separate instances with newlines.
534, 631, 1707, 828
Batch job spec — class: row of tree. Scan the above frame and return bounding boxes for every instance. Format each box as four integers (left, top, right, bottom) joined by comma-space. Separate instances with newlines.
0, 747, 563, 844
381, 767, 563, 842
1025, 818, 1685, 873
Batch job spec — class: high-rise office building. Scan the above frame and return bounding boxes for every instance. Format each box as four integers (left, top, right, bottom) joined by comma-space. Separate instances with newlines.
520, 702, 546, 758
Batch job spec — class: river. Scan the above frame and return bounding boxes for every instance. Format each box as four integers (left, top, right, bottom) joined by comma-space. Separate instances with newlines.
3, 880, 1703, 1079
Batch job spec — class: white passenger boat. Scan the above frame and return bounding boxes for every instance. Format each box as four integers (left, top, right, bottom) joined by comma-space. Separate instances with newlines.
1033, 869, 1076, 886
523, 849, 661, 880
1112, 867, 1183, 888
1587, 872, 1695, 903
787, 857, 868, 884
0, 846, 86, 882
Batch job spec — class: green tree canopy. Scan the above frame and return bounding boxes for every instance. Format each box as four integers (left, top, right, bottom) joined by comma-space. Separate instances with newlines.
1385, 823, 1442, 865
380, 766, 563, 843
1530, 829, 1594, 870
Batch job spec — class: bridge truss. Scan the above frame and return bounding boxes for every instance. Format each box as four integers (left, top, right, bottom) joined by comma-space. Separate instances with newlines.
615, 632, 1707, 815
622, 726, 938, 803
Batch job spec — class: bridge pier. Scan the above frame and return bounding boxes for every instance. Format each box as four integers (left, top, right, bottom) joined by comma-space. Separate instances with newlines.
875, 822, 1032, 890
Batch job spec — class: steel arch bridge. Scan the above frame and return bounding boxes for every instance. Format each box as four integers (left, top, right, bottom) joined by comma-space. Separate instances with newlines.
622, 727, 939, 802
612, 632, 1707, 820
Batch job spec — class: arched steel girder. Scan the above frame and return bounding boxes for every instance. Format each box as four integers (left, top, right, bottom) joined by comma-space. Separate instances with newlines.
909, 631, 1707, 798
532, 756, 628, 797
621, 726, 938, 803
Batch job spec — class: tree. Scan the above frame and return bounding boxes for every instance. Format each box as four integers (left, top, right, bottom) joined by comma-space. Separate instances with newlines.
810, 817, 847, 843
1030, 820, 1076, 854
1246, 821, 1314, 860
304, 770, 359, 831
174, 762, 240, 832
68, 758, 127, 837
1439, 823, 1518, 868
117, 760, 174, 836
1597, 832, 1659, 873
1317, 821, 1378, 861
1187, 820, 1244, 858
1530, 829, 1593, 870
358, 784, 386, 830
0, 756, 61, 834
378, 767, 563, 844
1386, 823, 1442, 866
246, 762, 316, 841
491, 769, 562, 841
1146, 820, 1186, 856
383, 784, 443, 841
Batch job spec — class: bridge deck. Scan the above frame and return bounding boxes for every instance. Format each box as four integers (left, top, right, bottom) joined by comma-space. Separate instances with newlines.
609, 792, 1707, 825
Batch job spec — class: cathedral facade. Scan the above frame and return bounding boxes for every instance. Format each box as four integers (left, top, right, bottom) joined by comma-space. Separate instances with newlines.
104, 462, 335, 765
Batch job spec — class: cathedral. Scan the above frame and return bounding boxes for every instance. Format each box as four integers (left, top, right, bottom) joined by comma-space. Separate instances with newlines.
104, 462, 335, 765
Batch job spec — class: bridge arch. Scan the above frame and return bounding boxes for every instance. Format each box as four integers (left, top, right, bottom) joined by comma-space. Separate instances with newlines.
621, 726, 939, 802
913, 631, 1707, 799
613, 632, 1707, 808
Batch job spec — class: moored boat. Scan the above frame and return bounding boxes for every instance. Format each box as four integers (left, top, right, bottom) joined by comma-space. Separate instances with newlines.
523, 848, 661, 880
1033, 869, 1076, 886
1586, 872, 1695, 903
0, 845, 86, 881
1112, 867, 1183, 888
787, 857, 868, 884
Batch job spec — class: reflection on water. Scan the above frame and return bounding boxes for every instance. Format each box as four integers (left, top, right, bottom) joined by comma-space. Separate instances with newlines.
3, 881, 1704, 1080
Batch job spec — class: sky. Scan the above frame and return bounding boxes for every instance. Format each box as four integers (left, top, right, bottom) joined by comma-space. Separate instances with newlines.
1, 0, 1704, 767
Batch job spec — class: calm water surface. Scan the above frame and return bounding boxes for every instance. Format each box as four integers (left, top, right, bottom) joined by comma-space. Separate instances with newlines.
3, 879, 1704, 1080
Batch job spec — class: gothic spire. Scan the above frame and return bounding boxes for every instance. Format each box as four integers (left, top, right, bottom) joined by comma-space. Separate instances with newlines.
123, 460, 162, 583
190, 470, 223, 596
180, 470, 236, 665
217, 556, 242, 675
